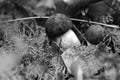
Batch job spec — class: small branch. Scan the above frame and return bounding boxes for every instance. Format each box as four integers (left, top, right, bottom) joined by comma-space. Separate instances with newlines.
0, 16, 49, 23
0, 16, 119, 28
71, 18, 120, 28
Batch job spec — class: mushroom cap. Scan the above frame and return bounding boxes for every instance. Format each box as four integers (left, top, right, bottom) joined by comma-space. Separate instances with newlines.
45, 13, 73, 39
84, 25, 105, 45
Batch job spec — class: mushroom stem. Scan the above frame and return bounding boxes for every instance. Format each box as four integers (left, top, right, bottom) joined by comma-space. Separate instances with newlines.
56, 29, 81, 50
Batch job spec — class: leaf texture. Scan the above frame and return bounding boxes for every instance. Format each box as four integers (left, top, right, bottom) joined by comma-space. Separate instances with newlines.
55, 0, 104, 17
62, 45, 104, 77
87, 0, 113, 19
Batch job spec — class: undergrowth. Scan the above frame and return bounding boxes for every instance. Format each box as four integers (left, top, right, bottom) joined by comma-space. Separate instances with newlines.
0, 14, 120, 80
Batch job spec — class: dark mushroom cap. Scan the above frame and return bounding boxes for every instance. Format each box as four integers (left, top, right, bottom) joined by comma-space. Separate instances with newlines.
84, 25, 105, 45
45, 13, 73, 39
0, 28, 4, 47
0, 29, 4, 40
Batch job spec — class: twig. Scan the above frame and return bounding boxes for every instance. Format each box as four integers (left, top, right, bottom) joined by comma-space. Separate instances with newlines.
0, 16, 119, 28
72, 25, 88, 45
0, 16, 49, 23
71, 18, 120, 28
22, 21, 35, 36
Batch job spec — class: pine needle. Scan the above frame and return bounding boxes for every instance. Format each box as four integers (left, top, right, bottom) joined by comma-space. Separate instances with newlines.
0, 16, 119, 29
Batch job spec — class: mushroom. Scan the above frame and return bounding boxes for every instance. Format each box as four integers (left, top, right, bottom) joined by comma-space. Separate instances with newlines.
84, 25, 105, 45
45, 13, 81, 50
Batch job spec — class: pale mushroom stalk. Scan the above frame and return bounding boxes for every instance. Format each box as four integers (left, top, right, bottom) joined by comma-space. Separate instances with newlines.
55, 29, 81, 50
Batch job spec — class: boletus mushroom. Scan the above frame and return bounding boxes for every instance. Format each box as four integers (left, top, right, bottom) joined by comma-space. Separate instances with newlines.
45, 13, 81, 50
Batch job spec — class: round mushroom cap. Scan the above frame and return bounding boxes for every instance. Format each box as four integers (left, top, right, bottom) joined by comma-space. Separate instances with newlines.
45, 13, 73, 39
84, 25, 105, 45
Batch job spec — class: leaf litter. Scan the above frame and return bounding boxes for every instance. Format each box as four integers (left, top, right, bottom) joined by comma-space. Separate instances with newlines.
0, 1, 120, 80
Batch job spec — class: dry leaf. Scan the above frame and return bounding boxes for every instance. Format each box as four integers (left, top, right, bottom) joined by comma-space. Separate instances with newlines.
36, 0, 56, 9
87, 0, 113, 19
0, 48, 23, 80
0, 36, 28, 80
62, 45, 104, 77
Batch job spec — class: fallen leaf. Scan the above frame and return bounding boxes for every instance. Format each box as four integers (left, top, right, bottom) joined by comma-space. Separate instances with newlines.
36, 0, 56, 9
87, 0, 113, 19
62, 45, 104, 77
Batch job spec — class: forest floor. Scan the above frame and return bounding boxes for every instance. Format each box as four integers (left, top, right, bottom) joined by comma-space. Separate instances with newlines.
0, 0, 120, 80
